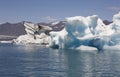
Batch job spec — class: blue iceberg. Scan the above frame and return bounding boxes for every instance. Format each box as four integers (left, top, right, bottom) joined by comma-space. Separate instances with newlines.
50, 12, 120, 50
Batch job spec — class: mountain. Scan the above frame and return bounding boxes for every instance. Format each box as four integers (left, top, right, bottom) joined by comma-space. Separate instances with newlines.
38, 21, 65, 31
0, 22, 26, 36
50, 21, 65, 31
0, 22, 26, 40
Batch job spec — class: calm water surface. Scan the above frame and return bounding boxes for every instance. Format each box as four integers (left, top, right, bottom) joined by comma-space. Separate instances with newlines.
0, 44, 120, 77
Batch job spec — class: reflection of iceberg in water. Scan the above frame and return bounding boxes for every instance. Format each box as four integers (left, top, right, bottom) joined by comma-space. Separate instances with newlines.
14, 12, 120, 50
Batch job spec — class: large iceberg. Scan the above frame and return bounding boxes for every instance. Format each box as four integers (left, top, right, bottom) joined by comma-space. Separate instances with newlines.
50, 12, 120, 50
14, 12, 120, 50
50, 15, 105, 50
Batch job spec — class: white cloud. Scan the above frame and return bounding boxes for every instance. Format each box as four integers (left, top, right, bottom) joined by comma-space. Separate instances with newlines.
42, 16, 57, 22
108, 6, 120, 11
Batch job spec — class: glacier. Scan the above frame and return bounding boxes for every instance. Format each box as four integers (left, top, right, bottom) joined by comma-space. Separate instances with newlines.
13, 12, 120, 50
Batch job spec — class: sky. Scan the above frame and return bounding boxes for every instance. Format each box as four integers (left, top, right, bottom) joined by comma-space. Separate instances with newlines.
0, 0, 120, 23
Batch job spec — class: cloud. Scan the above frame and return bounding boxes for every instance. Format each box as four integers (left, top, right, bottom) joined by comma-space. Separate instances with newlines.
42, 16, 57, 22
108, 6, 120, 11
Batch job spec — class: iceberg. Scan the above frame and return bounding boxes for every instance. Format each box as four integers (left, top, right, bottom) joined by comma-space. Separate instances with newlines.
14, 12, 120, 50
50, 12, 120, 50
13, 22, 52, 45
50, 15, 105, 50
106, 12, 120, 46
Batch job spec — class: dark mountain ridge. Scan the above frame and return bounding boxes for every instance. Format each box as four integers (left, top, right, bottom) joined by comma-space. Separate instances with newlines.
0, 22, 26, 36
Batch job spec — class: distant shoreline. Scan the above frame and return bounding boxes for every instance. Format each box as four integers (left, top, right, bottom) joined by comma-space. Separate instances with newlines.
0, 35, 17, 41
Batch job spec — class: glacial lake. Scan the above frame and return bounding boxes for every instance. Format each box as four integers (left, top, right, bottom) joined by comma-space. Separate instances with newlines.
0, 43, 120, 77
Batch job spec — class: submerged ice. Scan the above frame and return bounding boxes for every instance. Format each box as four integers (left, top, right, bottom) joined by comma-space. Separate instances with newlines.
14, 12, 120, 50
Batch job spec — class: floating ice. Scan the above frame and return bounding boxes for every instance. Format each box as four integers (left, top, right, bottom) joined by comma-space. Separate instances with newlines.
13, 22, 52, 45
50, 15, 105, 50
50, 12, 120, 50
13, 12, 120, 50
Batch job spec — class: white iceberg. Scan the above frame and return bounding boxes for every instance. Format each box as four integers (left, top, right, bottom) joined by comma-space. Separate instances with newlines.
13, 22, 52, 45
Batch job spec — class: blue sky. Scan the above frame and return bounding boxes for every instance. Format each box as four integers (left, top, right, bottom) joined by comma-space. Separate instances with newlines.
0, 0, 120, 23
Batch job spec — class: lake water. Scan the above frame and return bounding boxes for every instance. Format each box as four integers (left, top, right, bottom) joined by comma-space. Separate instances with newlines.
0, 44, 120, 77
